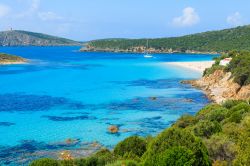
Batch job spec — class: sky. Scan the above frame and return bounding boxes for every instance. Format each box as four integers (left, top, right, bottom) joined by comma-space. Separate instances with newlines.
0, 0, 250, 41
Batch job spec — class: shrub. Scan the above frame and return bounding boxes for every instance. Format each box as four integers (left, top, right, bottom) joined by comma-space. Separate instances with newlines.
204, 134, 237, 162
143, 128, 211, 166
226, 51, 250, 86
114, 136, 147, 158
193, 120, 222, 138
203, 65, 225, 76
196, 104, 225, 121
174, 114, 196, 128
106, 160, 138, 166
226, 102, 250, 123
73, 149, 116, 166
230, 103, 250, 114
222, 100, 245, 109
30, 158, 60, 166
157, 146, 196, 166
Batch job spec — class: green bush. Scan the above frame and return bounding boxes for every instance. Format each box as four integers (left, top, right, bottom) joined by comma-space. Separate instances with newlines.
204, 134, 237, 162
226, 102, 250, 123
193, 120, 222, 138
226, 51, 250, 86
106, 160, 138, 166
196, 104, 228, 122
30, 158, 60, 166
174, 114, 196, 128
203, 64, 225, 76
157, 146, 196, 166
222, 100, 245, 109
143, 128, 211, 166
230, 103, 250, 114
114, 136, 147, 159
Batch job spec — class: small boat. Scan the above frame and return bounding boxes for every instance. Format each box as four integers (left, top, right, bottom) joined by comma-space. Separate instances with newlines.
144, 54, 153, 58
144, 39, 153, 58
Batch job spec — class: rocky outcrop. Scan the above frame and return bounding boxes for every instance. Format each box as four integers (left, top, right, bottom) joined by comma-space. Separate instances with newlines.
183, 70, 250, 103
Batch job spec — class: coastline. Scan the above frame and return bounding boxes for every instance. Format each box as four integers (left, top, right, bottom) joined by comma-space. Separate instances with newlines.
165, 61, 215, 74
0, 61, 27, 65
80, 47, 219, 55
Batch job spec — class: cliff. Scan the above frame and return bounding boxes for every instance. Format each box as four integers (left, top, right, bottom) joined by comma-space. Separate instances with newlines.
185, 70, 250, 103
0, 30, 81, 46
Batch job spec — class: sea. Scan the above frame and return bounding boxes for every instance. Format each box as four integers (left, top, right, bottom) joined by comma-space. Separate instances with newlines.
0, 46, 216, 165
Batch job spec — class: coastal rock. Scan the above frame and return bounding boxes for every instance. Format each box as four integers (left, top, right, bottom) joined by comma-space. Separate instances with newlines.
185, 70, 250, 103
108, 125, 119, 134
59, 150, 73, 160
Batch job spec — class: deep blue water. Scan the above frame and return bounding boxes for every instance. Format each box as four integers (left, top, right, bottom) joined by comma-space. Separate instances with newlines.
0, 46, 216, 165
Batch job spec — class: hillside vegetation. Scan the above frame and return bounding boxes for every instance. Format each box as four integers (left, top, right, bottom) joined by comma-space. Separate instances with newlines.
86, 25, 250, 53
0, 30, 81, 46
30, 99, 250, 166
204, 50, 250, 86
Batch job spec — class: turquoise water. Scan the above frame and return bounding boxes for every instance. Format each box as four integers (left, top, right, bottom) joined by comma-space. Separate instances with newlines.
0, 46, 216, 165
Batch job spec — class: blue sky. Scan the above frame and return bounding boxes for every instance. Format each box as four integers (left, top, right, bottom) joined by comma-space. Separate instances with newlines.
0, 0, 249, 41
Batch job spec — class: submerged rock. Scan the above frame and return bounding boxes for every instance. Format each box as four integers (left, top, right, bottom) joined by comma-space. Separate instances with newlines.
108, 125, 119, 134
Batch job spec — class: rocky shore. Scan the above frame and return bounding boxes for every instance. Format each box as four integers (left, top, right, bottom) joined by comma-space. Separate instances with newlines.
182, 70, 250, 103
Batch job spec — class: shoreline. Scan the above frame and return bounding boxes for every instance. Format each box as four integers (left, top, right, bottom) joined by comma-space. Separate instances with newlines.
0, 61, 27, 65
165, 61, 215, 74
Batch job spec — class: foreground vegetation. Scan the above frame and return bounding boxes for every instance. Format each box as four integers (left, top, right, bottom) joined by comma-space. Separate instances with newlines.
30, 99, 250, 166
203, 50, 250, 86
86, 25, 250, 53
0, 53, 26, 64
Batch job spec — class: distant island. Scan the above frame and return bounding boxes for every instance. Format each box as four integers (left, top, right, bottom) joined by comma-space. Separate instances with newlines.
81, 25, 250, 54
0, 53, 27, 65
0, 30, 82, 46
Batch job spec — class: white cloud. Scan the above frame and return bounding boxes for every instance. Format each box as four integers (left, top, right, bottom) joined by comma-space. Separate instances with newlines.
172, 7, 200, 27
0, 4, 10, 18
227, 12, 243, 26
38, 12, 63, 21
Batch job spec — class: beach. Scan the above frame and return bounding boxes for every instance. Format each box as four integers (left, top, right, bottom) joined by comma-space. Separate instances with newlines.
0, 61, 27, 65
165, 61, 215, 73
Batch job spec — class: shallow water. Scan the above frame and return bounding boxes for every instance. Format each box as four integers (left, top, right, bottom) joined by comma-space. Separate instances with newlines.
0, 46, 216, 165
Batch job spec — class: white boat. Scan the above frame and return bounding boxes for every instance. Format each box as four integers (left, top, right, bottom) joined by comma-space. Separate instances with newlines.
144, 39, 153, 58
144, 54, 153, 58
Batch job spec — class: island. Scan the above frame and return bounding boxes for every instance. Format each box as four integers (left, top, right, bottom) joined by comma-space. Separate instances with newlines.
0, 53, 27, 65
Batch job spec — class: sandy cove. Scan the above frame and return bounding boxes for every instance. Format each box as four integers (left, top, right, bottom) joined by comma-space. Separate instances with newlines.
165, 61, 215, 73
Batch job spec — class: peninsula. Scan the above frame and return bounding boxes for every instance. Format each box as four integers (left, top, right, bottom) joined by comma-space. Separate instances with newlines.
81, 25, 250, 54
0, 30, 82, 46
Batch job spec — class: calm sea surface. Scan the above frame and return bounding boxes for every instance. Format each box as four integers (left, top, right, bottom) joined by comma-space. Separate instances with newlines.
0, 46, 216, 165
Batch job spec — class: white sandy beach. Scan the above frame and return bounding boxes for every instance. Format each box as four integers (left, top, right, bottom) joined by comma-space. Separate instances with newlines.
165, 61, 215, 73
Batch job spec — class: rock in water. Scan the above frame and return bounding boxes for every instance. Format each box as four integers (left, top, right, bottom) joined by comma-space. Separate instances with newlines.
108, 125, 119, 134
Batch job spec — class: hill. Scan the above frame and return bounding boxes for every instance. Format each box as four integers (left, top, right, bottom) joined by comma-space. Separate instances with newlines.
83, 25, 250, 53
0, 30, 81, 46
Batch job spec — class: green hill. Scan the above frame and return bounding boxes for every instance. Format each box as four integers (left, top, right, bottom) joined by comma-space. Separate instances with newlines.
0, 30, 81, 46
85, 25, 250, 53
